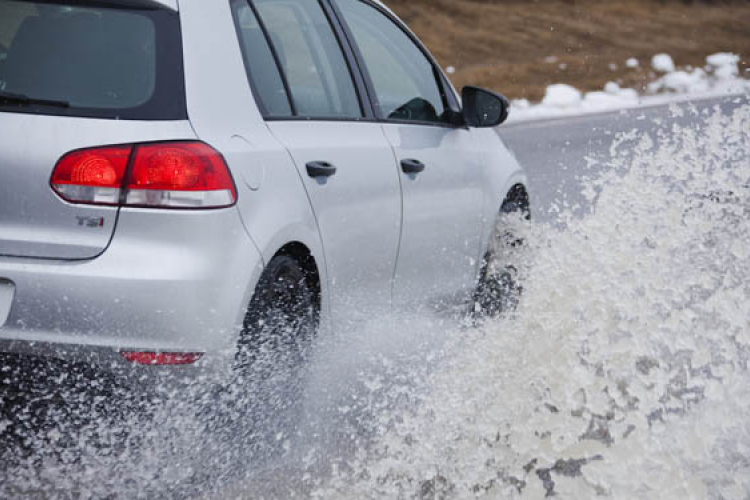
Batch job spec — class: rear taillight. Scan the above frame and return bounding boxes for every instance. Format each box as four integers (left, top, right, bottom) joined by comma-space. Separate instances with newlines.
51, 142, 237, 209
121, 351, 204, 366
51, 146, 132, 205
126, 143, 237, 209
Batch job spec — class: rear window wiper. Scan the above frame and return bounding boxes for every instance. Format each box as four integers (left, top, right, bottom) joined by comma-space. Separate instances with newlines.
0, 91, 70, 109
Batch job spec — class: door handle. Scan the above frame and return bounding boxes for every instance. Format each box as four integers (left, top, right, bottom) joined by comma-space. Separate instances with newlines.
401, 158, 426, 174
306, 161, 337, 178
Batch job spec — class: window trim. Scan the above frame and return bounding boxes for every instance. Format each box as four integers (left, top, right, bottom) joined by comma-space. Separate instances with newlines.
230, 0, 371, 121
325, 0, 462, 129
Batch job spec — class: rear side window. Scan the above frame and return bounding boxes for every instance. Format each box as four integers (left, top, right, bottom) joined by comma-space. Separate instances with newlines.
231, 0, 292, 117
233, 0, 363, 119
0, 0, 185, 120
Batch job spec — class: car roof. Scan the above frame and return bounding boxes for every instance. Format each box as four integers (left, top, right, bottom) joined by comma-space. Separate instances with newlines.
136, 0, 391, 14
98, 0, 395, 16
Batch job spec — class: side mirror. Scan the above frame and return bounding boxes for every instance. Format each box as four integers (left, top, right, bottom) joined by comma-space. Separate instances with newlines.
462, 86, 510, 128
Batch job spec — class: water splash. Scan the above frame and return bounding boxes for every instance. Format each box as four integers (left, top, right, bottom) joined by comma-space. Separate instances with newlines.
1, 104, 748, 499
310, 104, 750, 499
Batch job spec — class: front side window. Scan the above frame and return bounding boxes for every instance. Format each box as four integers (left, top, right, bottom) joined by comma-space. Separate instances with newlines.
248, 0, 362, 119
336, 0, 448, 124
0, 0, 185, 120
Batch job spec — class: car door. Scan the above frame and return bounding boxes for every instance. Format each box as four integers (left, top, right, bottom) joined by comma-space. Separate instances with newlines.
334, 0, 486, 312
232, 0, 402, 326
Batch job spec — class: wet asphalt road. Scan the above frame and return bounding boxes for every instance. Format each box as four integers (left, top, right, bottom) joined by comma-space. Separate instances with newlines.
499, 94, 749, 223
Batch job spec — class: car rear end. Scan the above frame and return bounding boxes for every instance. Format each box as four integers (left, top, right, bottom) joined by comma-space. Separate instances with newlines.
0, 0, 262, 392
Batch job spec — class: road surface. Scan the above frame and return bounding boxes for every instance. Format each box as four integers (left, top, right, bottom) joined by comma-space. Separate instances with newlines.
501, 94, 749, 223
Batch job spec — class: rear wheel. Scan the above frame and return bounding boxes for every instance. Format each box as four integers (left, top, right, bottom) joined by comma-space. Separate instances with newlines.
237, 255, 318, 379
474, 198, 530, 318
193, 255, 319, 476
233, 256, 319, 446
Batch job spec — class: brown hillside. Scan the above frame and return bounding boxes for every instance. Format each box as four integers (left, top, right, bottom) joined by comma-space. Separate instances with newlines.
386, 0, 750, 101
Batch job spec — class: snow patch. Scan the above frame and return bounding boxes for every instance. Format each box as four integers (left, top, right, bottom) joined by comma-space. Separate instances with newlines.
541, 84, 582, 108
649, 68, 709, 94
510, 52, 750, 122
626, 57, 639, 68
652, 53, 676, 73
707, 52, 740, 79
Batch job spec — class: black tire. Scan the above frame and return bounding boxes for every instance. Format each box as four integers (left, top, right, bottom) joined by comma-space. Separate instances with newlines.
237, 255, 318, 374
186, 256, 319, 483
474, 199, 530, 318
233, 255, 319, 440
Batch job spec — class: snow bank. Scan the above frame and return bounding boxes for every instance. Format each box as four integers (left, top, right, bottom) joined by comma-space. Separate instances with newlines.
541, 84, 582, 107
647, 53, 742, 94
652, 53, 676, 73
510, 52, 750, 122
707, 52, 740, 79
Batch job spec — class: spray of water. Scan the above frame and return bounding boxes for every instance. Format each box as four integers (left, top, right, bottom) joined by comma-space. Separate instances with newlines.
1, 103, 748, 499
310, 103, 750, 499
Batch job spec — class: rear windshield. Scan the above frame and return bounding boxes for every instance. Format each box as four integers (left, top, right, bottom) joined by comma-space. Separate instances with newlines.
0, 0, 185, 120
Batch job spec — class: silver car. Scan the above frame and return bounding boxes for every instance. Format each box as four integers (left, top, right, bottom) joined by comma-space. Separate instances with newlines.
0, 0, 528, 389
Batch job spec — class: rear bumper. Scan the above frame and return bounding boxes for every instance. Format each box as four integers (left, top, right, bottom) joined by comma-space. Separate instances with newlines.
0, 206, 265, 389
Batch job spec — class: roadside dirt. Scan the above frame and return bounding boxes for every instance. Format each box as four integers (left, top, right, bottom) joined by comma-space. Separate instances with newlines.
386, 0, 750, 101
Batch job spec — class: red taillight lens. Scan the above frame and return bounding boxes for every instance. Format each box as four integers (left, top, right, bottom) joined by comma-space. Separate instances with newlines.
51, 141, 237, 209
121, 351, 204, 366
126, 142, 237, 208
51, 146, 132, 205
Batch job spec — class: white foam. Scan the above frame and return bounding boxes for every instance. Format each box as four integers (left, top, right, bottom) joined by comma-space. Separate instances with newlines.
311, 103, 750, 500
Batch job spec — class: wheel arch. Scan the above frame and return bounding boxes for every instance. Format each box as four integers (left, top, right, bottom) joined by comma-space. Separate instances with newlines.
230, 225, 329, 355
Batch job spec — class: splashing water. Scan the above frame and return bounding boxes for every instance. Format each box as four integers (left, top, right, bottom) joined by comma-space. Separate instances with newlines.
1, 104, 748, 499
310, 104, 750, 499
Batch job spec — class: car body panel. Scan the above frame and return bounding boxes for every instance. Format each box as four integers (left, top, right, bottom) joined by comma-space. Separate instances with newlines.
473, 127, 530, 255
0, 280, 13, 327
0, 113, 195, 260
0, 205, 264, 386
0, 208, 260, 352
384, 123, 487, 310
267, 120, 402, 326
178, 0, 332, 328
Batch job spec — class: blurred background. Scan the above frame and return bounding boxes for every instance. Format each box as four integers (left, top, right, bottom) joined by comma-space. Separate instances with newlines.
388, 0, 749, 101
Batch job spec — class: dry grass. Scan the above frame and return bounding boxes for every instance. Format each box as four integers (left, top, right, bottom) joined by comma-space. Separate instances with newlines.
386, 0, 750, 100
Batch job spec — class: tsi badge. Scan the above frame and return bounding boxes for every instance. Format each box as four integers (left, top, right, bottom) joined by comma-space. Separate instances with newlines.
76, 216, 105, 228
